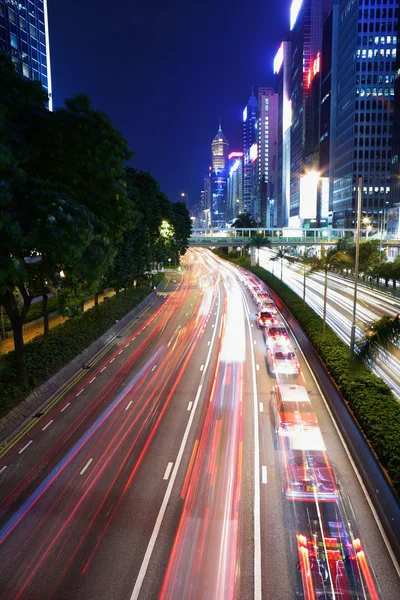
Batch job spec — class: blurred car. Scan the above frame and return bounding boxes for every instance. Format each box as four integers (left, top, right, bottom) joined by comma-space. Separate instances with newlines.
296, 503, 379, 600
264, 322, 289, 343
272, 384, 318, 432
256, 309, 277, 329
266, 342, 300, 377
280, 428, 340, 502
259, 297, 278, 314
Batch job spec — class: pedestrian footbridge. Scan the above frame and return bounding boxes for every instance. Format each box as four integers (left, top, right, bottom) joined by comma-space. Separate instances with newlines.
189, 228, 400, 248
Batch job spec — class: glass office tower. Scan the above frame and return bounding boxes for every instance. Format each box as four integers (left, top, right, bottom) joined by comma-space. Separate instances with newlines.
242, 89, 258, 216
334, 0, 398, 228
0, 0, 52, 110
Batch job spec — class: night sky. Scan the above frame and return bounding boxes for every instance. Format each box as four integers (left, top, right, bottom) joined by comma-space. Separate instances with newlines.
49, 0, 291, 208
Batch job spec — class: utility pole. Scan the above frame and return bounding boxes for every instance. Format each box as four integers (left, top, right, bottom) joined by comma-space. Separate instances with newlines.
350, 176, 362, 358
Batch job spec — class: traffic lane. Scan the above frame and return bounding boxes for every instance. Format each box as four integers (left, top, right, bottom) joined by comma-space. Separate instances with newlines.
0, 281, 188, 518
284, 319, 400, 599
0, 270, 219, 596
159, 266, 246, 599
243, 269, 399, 599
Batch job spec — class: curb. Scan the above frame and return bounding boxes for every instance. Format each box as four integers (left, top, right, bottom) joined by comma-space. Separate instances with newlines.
0, 282, 166, 447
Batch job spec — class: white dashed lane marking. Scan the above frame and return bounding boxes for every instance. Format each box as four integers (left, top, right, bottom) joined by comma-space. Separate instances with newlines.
0, 466, 7, 474
126, 400, 133, 411
259, 403, 264, 413
163, 462, 173, 481
76, 389, 84, 397
100, 367, 107, 373
89, 377, 96, 383
80, 459, 93, 476
42, 420, 53, 431
19, 441, 33, 455
187, 402, 193, 411
262, 466, 268, 484
61, 403, 70, 412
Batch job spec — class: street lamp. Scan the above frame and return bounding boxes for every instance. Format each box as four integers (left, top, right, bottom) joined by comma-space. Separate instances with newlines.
350, 176, 362, 358
168, 257, 172, 269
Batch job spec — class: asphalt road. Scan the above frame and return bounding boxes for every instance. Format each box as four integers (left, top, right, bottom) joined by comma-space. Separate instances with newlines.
0, 248, 398, 599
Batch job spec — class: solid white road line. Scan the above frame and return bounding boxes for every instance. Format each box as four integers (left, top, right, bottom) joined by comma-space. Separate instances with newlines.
129, 286, 221, 600
200, 365, 204, 371
100, 366, 107, 373
79, 458, 93, 476
110, 358, 115, 363
262, 466, 268, 484
259, 403, 264, 413
76, 389, 84, 396
61, 403, 70, 412
89, 377, 96, 383
0, 466, 7, 474
125, 400, 133, 411
42, 420, 53, 431
245, 297, 262, 600
19, 441, 33, 455
187, 402, 193, 411
163, 462, 173, 481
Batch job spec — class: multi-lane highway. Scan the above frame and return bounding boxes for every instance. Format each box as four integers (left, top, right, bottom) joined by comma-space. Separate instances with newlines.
0, 247, 399, 599
259, 248, 400, 398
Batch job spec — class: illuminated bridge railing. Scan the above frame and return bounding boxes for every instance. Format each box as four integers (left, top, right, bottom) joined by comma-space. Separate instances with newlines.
189, 228, 400, 247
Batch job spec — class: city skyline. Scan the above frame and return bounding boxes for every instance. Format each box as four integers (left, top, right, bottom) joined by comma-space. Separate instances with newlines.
47, 0, 291, 207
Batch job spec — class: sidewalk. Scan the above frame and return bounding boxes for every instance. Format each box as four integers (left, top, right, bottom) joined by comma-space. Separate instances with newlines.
0, 291, 116, 355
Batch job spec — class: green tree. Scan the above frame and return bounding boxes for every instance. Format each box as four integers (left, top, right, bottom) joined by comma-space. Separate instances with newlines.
171, 201, 192, 257
271, 247, 294, 281
357, 314, 400, 361
249, 234, 270, 266
233, 213, 258, 228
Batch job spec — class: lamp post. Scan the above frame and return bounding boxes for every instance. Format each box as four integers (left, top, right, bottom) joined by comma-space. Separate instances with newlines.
350, 176, 363, 358
168, 257, 172, 270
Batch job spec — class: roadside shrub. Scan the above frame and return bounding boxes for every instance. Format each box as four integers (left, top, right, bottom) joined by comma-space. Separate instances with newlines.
0, 285, 156, 418
1, 297, 59, 332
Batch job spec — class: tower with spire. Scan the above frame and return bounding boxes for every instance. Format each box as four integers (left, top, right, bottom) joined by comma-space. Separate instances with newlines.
211, 120, 229, 171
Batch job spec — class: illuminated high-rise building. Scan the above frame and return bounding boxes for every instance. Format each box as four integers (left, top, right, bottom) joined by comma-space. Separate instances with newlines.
289, 0, 331, 225
333, 0, 398, 228
242, 89, 258, 216
210, 122, 229, 227
211, 121, 229, 170
274, 41, 291, 227
227, 151, 244, 221
0, 0, 53, 110
257, 88, 278, 226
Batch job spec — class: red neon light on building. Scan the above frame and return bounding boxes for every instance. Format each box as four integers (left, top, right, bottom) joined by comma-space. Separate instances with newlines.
228, 151, 244, 160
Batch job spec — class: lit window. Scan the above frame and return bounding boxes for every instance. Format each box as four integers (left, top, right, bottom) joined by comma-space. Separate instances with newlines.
20, 16, 26, 31
22, 64, 29, 78
30, 24, 36, 38
8, 8, 16, 23
10, 33, 18, 49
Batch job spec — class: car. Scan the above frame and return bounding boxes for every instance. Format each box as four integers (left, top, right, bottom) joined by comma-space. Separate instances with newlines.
266, 342, 300, 377
280, 427, 340, 502
272, 384, 318, 432
264, 323, 289, 342
258, 297, 278, 314
256, 310, 277, 329
296, 503, 379, 600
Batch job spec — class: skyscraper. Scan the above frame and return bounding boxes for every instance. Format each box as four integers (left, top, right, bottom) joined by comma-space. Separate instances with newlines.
227, 151, 244, 221
289, 0, 331, 225
210, 123, 229, 227
274, 41, 291, 227
257, 88, 278, 226
242, 89, 258, 216
0, 0, 53, 110
333, 0, 398, 228
211, 122, 229, 170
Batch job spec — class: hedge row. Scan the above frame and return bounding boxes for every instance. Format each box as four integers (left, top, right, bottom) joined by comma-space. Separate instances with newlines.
0, 284, 158, 418
1, 297, 59, 332
223, 254, 400, 495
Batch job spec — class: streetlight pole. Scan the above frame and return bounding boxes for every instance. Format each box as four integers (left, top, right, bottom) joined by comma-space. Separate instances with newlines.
181, 192, 189, 209
350, 176, 362, 358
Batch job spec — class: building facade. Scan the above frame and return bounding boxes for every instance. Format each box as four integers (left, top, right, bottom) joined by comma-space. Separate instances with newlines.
0, 0, 52, 109
257, 88, 278, 226
242, 89, 258, 216
289, 0, 331, 225
227, 151, 244, 222
210, 123, 229, 227
333, 0, 398, 228
275, 41, 292, 227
